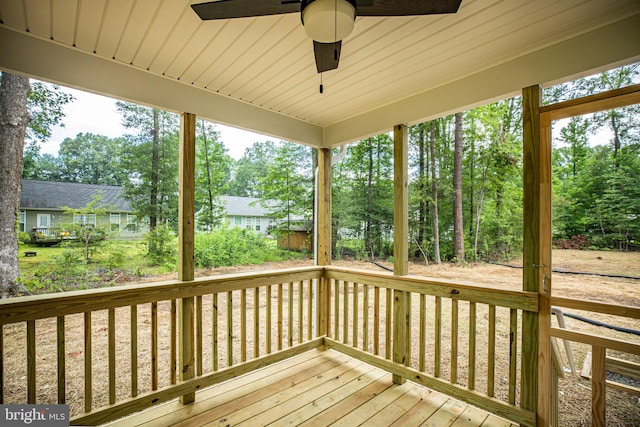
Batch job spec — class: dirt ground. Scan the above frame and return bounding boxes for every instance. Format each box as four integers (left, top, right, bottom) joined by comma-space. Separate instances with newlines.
2, 250, 639, 426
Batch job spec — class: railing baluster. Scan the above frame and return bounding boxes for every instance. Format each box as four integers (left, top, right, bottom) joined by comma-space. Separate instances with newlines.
151, 302, 158, 391
84, 311, 92, 412
212, 293, 218, 371
288, 282, 293, 347
363, 284, 369, 352
277, 283, 283, 351
196, 295, 203, 373
343, 281, 349, 344
488, 304, 496, 397
509, 308, 518, 404
353, 282, 359, 348
333, 280, 339, 341
468, 302, 476, 390
57, 316, 65, 404
592, 345, 606, 426
374, 286, 380, 356
27, 320, 36, 404
108, 308, 116, 404
419, 294, 426, 372
298, 281, 304, 343
307, 280, 313, 340
385, 288, 391, 359
266, 285, 272, 354
240, 290, 246, 362
131, 305, 138, 396
451, 299, 459, 384
254, 287, 260, 358
434, 296, 441, 377
227, 291, 233, 367
170, 300, 176, 384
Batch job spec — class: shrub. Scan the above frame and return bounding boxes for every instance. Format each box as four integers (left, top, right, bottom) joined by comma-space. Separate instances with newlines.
194, 227, 289, 268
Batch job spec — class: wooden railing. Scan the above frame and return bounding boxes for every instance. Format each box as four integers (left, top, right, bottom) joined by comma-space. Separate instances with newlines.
323, 266, 539, 427
2, 265, 580, 426
550, 296, 640, 426
0, 267, 323, 425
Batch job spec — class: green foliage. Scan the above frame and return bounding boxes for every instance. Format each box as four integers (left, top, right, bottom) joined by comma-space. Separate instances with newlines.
257, 141, 313, 249
227, 141, 276, 197
60, 194, 112, 262
117, 102, 179, 233
194, 227, 294, 268
144, 224, 177, 267
195, 120, 232, 231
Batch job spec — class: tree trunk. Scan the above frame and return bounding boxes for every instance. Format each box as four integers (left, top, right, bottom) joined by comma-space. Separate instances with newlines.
453, 112, 465, 262
150, 109, 160, 231
200, 120, 215, 228
0, 73, 30, 297
429, 121, 441, 264
366, 138, 373, 259
418, 125, 426, 254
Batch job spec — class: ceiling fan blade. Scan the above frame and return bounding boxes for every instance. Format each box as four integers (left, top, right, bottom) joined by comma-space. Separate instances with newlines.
355, 0, 462, 16
314, 41, 342, 73
192, 0, 300, 20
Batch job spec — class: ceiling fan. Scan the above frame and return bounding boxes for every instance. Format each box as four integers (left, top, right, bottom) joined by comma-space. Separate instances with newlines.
191, 0, 463, 74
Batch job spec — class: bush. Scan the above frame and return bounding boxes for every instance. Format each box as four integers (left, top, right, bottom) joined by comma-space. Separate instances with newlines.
194, 227, 289, 268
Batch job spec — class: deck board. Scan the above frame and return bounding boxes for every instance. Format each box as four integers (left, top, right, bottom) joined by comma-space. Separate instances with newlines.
105, 349, 515, 427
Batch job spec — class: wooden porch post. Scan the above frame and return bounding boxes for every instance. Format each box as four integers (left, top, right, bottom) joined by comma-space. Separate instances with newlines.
393, 124, 410, 384
178, 112, 196, 404
316, 148, 332, 337
522, 85, 553, 426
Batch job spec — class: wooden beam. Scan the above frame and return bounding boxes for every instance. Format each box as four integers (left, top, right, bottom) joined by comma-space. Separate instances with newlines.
522, 85, 553, 426
392, 124, 409, 385
316, 148, 332, 266
178, 112, 196, 404
540, 83, 640, 121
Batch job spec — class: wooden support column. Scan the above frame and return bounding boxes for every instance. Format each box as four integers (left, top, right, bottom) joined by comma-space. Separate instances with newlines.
178, 112, 196, 404
393, 124, 410, 385
522, 85, 553, 426
316, 148, 332, 338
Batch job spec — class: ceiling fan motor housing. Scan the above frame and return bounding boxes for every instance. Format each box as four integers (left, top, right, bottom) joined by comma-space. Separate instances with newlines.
301, 0, 357, 43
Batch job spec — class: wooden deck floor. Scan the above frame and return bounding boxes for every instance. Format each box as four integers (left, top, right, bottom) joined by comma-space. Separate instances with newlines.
106, 349, 517, 427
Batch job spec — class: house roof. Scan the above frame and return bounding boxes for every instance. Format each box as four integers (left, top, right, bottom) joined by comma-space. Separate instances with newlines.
221, 196, 272, 217
0, 1, 638, 148
20, 180, 132, 212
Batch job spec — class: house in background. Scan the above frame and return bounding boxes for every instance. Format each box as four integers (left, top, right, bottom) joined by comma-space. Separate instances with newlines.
220, 195, 275, 235
19, 179, 144, 242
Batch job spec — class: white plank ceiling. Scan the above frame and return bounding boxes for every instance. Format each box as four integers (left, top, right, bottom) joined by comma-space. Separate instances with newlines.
1, 0, 639, 147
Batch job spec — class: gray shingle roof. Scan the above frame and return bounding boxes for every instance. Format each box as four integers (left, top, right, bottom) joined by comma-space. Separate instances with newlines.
220, 195, 273, 217
20, 180, 132, 212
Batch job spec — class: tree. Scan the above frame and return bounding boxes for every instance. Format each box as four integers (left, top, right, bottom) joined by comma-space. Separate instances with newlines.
57, 133, 125, 185
228, 141, 276, 197
21, 81, 74, 179
61, 194, 112, 262
117, 102, 179, 249
453, 112, 465, 262
0, 73, 30, 297
195, 120, 231, 230
258, 142, 312, 250
1, 75, 72, 297
429, 121, 442, 264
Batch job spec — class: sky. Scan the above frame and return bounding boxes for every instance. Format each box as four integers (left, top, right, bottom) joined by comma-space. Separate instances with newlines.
46, 85, 275, 160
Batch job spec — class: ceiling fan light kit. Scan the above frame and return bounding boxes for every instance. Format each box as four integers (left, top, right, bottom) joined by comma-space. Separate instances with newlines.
301, 0, 356, 43
191, 0, 463, 75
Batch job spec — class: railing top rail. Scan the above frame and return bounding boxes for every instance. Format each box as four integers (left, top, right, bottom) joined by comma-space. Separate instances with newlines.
0, 266, 323, 325
551, 296, 640, 320
324, 266, 538, 312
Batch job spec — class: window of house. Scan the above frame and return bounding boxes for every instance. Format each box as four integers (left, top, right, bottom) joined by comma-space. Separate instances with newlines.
127, 214, 137, 225
37, 213, 51, 229
234, 216, 242, 226
18, 211, 26, 232
73, 213, 96, 225
110, 213, 121, 231
255, 218, 261, 231
245, 217, 253, 230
